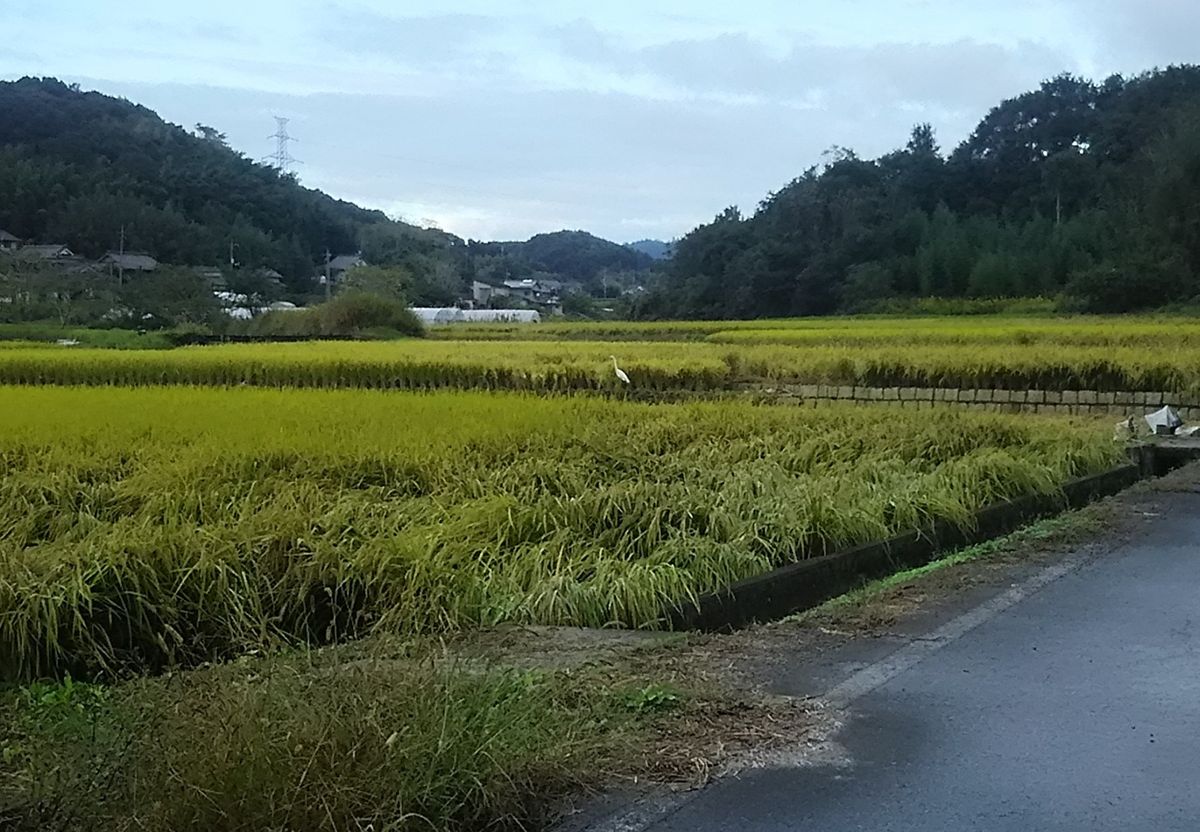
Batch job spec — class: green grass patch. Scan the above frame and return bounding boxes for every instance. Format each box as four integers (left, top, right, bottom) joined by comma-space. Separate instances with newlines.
0, 323, 175, 349
0, 648, 661, 832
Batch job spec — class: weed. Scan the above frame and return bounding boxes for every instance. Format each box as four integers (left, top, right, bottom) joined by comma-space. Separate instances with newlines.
0, 654, 645, 832
620, 682, 683, 714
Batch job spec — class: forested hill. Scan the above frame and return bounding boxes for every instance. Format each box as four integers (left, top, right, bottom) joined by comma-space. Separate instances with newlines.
639, 66, 1200, 318
469, 231, 654, 283
625, 239, 673, 260
0, 77, 403, 288
0, 78, 657, 299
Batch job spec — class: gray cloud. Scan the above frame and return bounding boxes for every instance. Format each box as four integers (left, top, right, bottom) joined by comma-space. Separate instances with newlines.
90, 66, 989, 242
19, 3, 1200, 241
1062, 0, 1200, 70
539, 22, 1072, 111
322, 9, 502, 64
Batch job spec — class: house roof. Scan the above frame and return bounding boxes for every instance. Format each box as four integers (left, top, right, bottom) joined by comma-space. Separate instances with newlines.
328, 254, 365, 272
22, 244, 73, 259
57, 259, 99, 275
101, 252, 159, 271
502, 278, 560, 292
0, 229, 20, 242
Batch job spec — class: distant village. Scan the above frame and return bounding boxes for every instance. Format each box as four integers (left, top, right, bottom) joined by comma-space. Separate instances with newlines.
0, 230, 556, 325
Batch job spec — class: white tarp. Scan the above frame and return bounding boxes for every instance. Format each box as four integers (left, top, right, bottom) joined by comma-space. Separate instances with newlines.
409, 307, 542, 324
460, 309, 541, 323
1145, 405, 1183, 434
410, 307, 465, 324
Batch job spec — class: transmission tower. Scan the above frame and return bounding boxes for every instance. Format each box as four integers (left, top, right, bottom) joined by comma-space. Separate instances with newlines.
265, 116, 300, 174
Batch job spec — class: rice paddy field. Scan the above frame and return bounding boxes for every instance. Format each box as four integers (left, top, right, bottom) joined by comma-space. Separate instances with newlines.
0, 312, 1165, 686
0, 383, 1119, 679
2, 314, 1200, 393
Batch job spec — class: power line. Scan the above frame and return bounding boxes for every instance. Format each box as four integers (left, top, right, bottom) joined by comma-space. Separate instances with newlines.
264, 116, 300, 174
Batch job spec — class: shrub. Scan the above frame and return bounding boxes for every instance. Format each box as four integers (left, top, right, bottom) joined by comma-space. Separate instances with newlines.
317, 291, 424, 337
237, 293, 425, 339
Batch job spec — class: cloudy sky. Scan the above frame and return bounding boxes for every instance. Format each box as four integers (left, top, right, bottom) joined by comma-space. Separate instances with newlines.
1, 1, 1195, 242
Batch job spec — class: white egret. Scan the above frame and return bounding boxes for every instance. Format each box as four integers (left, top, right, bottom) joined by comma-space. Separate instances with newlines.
609, 355, 630, 385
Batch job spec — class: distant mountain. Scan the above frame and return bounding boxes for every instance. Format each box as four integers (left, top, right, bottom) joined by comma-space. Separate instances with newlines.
625, 239, 673, 260
516, 231, 655, 281
467, 230, 657, 294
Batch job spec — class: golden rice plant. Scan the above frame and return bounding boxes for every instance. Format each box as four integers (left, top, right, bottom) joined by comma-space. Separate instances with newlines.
3, 314, 1200, 393
0, 386, 1120, 679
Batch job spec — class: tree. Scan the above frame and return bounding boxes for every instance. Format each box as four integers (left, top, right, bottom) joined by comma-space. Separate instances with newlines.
906, 123, 939, 157
1041, 148, 1096, 224
839, 262, 895, 312
1065, 251, 1189, 312
339, 265, 414, 302
116, 268, 220, 327
193, 124, 228, 147
0, 256, 116, 324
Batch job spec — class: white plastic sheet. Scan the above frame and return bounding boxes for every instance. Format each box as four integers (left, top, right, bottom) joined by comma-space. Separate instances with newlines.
1145, 405, 1183, 434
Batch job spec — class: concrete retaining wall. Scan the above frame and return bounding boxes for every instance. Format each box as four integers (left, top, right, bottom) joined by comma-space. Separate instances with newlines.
746, 384, 1200, 419
668, 463, 1143, 633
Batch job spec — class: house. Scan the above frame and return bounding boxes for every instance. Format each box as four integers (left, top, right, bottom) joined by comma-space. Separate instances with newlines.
472, 280, 507, 306
502, 278, 559, 305
15, 243, 94, 273
473, 278, 561, 313
324, 254, 365, 284
99, 252, 159, 272
20, 243, 75, 260
0, 230, 20, 252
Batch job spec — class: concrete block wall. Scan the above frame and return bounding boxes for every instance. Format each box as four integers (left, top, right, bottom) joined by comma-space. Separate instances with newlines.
753, 383, 1200, 420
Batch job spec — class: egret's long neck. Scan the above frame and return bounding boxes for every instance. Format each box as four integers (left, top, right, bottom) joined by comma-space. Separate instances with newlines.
611, 357, 618, 370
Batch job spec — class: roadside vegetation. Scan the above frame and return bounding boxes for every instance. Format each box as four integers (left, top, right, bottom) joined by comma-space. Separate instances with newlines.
0, 643, 674, 832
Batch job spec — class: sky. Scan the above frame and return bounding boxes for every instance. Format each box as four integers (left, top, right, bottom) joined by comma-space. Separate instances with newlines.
1, 1, 1196, 243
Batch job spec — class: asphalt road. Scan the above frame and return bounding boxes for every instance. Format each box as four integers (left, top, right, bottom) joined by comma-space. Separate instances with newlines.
648, 490, 1200, 832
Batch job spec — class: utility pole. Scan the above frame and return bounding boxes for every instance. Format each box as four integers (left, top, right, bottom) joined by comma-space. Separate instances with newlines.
117, 225, 125, 287
229, 240, 238, 269
265, 116, 299, 174
324, 249, 332, 301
